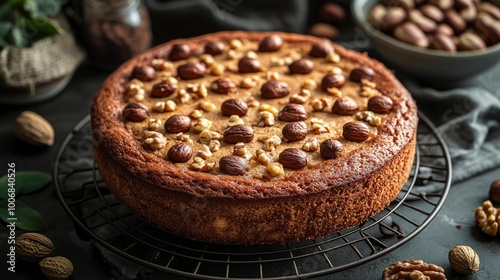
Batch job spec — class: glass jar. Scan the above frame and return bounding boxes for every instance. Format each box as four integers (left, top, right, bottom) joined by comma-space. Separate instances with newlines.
82, 0, 152, 70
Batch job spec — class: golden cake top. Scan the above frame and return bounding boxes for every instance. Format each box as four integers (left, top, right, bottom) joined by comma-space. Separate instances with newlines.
116, 34, 396, 180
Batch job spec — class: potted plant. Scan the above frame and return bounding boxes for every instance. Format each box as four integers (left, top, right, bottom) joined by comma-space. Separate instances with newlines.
0, 0, 85, 105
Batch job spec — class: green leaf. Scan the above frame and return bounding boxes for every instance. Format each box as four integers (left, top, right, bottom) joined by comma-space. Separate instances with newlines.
0, 200, 47, 231
10, 25, 27, 47
23, 0, 39, 18
0, 171, 51, 199
0, 22, 12, 38
0, 3, 13, 21
28, 17, 63, 39
33, 0, 61, 18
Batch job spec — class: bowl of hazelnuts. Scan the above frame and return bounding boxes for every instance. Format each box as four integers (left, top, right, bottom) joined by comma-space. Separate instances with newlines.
352, 0, 500, 83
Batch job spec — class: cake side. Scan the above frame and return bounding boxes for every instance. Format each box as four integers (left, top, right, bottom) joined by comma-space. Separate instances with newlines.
95, 132, 415, 244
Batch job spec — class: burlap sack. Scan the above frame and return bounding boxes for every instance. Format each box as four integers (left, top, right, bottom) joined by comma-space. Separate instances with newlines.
0, 15, 85, 88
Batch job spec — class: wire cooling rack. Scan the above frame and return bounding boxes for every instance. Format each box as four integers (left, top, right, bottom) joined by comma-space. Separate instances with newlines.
54, 113, 451, 279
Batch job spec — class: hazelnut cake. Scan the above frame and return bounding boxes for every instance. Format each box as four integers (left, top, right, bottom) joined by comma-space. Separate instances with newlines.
91, 31, 418, 244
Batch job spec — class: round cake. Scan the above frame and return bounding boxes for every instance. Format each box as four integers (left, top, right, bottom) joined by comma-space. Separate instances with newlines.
91, 31, 418, 244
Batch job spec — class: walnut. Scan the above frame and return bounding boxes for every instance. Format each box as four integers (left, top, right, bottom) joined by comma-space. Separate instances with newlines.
208, 139, 221, 152
199, 54, 215, 66
255, 149, 272, 165
193, 118, 213, 133
151, 58, 174, 71
190, 109, 204, 119
302, 79, 318, 90
289, 89, 311, 104
448, 245, 480, 275
142, 131, 166, 150
228, 115, 245, 127
199, 100, 216, 112
266, 71, 281, 81
199, 130, 222, 145
360, 84, 380, 98
210, 63, 225, 76
259, 135, 281, 152
147, 119, 162, 131
246, 96, 260, 107
153, 100, 177, 113
326, 87, 343, 98
311, 118, 330, 134
241, 77, 258, 89
190, 156, 216, 172
178, 89, 191, 104
234, 142, 252, 160
355, 111, 382, 126
195, 145, 212, 160
382, 260, 446, 280
246, 50, 258, 59
302, 138, 319, 152
175, 133, 193, 144
266, 162, 284, 177
475, 200, 499, 237
229, 39, 243, 50
311, 98, 330, 112
259, 103, 279, 116
271, 56, 286, 66
258, 111, 275, 127
326, 52, 341, 63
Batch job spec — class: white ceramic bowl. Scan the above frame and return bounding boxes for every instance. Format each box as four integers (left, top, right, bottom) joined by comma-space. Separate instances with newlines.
351, 0, 500, 83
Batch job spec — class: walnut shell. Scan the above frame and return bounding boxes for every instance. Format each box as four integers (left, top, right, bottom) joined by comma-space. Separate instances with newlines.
39, 256, 74, 280
16, 233, 54, 261
448, 245, 480, 275
14, 111, 54, 146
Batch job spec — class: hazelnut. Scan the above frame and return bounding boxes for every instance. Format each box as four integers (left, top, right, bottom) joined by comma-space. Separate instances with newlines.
308, 23, 340, 40
169, 43, 191, 61
219, 155, 248, 175
211, 78, 237, 94
168, 143, 193, 163
349, 67, 375, 82
261, 80, 290, 99
343, 121, 370, 142
132, 65, 157, 81
279, 148, 307, 169
320, 2, 346, 25
430, 33, 457, 52
288, 59, 314, 74
368, 95, 393, 114
221, 99, 248, 116
238, 57, 261, 73
164, 115, 192, 133
321, 73, 346, 91
123, 103, 148, 122
204, 41, 225, 55
320, 139, 343, 159
309, 41, 334, 57
282, 121, 308, 142
223, 125, 254, 144
489, 179, 500, 203
419, 4, 445, 23
150, 80, 177, 98
445, 9, 467, 35
332, 97, 360, 115
279, 103, 308, 122
177, 62, 206, 80
258, 35, 284, 52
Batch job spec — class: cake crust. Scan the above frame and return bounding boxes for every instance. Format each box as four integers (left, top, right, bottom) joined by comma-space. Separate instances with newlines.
91, 31, 418, 244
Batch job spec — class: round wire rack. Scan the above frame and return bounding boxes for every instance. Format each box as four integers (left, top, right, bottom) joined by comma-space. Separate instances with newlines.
54, 113, 451, 279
